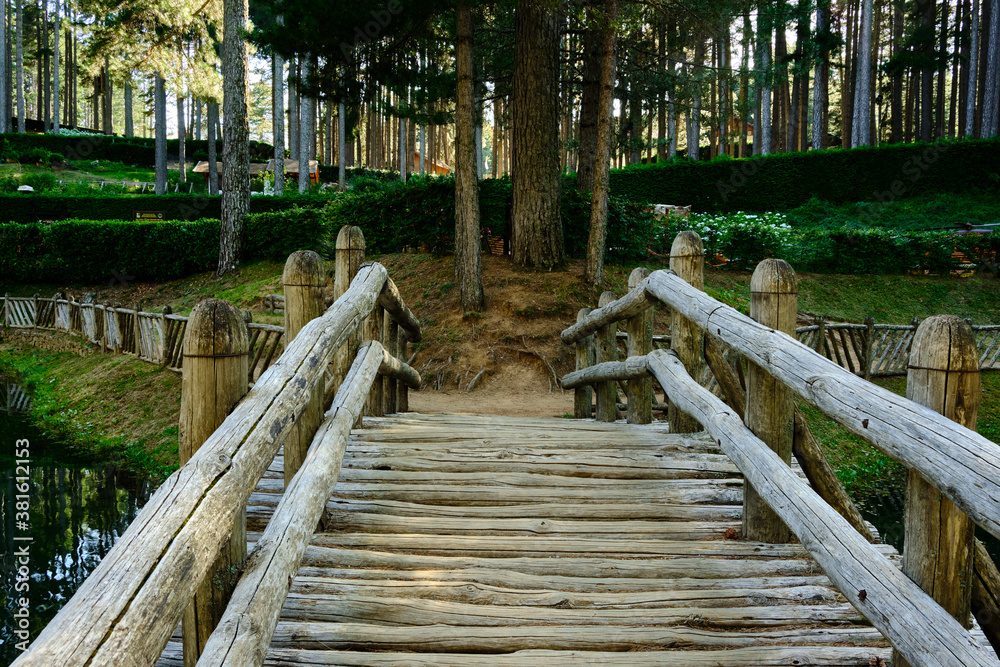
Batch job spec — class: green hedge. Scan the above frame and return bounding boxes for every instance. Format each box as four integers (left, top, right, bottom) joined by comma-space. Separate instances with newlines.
0, 193, 329, 223
0, 133, 274, 166
324, 176, 656, 263
0, 208, 326, 283
609, 138, 1000, 213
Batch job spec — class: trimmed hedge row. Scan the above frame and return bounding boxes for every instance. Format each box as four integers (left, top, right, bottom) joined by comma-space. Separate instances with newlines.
0, 193, 329, 223
0, 133, 274, 166
609, 137, 1000, 212
0, 208, 326, 283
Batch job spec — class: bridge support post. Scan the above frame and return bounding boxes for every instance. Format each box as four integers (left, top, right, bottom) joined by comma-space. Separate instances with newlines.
574, 308, 595, 418
282, 250, 326, 485
179, 299, 250, 667
743, 259, 796, 543
366, 304, 385, 417
594, 291, 620, 422
398, 330, 410, 412
626, 268, 653, 424
893, 315, 980, 667
383, 311, 399, 414
334, 226, 366, 390
668, 231, 704, 433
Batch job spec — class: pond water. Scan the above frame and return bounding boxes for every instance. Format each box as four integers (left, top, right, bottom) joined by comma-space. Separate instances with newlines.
0, 386, 154, 666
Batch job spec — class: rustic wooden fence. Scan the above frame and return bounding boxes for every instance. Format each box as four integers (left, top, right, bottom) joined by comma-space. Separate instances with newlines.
1, 383, 31, 415
561, 230, 1000, 666
11, 226, 422, 667
2, 293, 285, 381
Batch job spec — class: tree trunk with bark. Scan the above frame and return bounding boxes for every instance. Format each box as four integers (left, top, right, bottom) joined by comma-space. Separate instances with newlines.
154, 74, 167, 195
512, 0, 564, 269
299, 57, 313, 194
208, 100, 219, 195
584, 0, 619, 287
289, 58, 299, 161
273, 53, 285, 195
455, 0, 485, 312
983, 0, 1000, 136
852, 0, 874, 146
15, 0, 24, 133
759, 6, 772, 155
966, 0, 980, 136
218, 0, 250, 275
178, 95, 187, 183
52, 0, 59, 134
0, 0, 7, 133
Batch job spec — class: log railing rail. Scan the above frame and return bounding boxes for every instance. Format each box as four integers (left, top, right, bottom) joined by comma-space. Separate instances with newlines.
11, 236, 422, 667
562, 231, 1000, 666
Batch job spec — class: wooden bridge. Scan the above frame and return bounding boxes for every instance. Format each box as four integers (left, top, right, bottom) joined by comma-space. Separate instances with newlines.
11, 228, 1000, 666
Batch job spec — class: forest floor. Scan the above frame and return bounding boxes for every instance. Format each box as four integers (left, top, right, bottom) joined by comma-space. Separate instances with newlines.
3, 251, 999, 490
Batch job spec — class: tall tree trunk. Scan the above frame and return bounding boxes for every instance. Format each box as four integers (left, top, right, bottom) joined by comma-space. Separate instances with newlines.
272, 52, 284, 196
891, 0, 904, 142
984, 0, 1000, 136
299, 57, 313, 194
512, 0, 564, 269
741, 9, 751, 155
218, 0, 250, 275
15, 0, 23, 132
289, 58, 299, 161
759, 5, 772, 155
919, 0, 934, 141
455, 0, 484, 312
966, 0, 980, 135
584, 0, 619, 287
42, 0, 48, 129
103, 57, 112, 134
721, 21, 730, 155
178, 94, 187, 184
208, 100, 219, 194
194, 99, 202, 141
154, 73, 167, 195
938, 0, 950, 138
852, 0, 874, 146
688, 40, 703, 159
338, 100, 346, 190
668, 15, 678, 157
124, 80, 133, 137
774, 5, 788, 152
52, 0, 59, 134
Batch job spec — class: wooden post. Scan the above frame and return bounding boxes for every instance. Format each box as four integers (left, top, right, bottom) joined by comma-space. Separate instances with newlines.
133, 302, 141, 357
333, 226, 366, 389
178, 299, 250, 667
160, 306, 172, 366
863, 316, 875, 380
574, 308, 595, 419
626, 268, 653, 424
893, 315, 980, 667
365, 304, 385, 417
383, 311, 399, 414
743, 258, 797, 543
594, 291, 619, 422
2, 293, 8, 327
814, 317, 826, 355
668, 231, 704, 433
397, 331, 409, 412
282, 250, 326, 485
32, 293, 38, 329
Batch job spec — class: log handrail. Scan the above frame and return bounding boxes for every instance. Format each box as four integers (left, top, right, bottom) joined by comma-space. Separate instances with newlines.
11, 261, 423, 667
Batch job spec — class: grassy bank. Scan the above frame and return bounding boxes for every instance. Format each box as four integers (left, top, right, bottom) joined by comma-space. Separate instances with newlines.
0, 332, 180, 480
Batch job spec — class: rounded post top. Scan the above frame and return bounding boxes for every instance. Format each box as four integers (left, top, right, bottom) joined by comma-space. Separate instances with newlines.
335, 225, 366, 251
750, 258, 797, 294
628, 267, 651, 289
183, 299, 249, 358
910, 315, 980, 373
577, 307, 592, 323
599, 291, 617, 308
670, 231, 704, 258
283, 250, 325, 287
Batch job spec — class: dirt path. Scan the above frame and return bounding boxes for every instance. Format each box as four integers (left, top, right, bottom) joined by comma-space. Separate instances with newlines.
408, 364, 576, 418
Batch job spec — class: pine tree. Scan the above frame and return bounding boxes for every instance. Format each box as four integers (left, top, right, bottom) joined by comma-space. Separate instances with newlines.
218, 0, 250, 275
455, 0, 484, 311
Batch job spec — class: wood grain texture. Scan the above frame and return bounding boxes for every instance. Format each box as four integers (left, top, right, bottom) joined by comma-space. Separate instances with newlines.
12, 264, 389, 667
647, 349, 997, 667
625, 267, 653, 424
593, 291, 620, 422
573, 308, 594, 419
644, 269, 1000, 543
668, 231, 704, 434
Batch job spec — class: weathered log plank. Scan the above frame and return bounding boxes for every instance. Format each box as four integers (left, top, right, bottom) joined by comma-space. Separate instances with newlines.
645, 269, 1000, 543
646, 348, 997, 667
196, 342, 385, 666
559, 357, 649, 391
11, 264, 390, 667
560, 282, 656, 345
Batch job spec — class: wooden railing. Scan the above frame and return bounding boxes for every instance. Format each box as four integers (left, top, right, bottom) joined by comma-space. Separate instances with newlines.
3, 294, 285, 381
11, 226, 422, 667
561, 231, 1000, 667
1, 382, 31, 415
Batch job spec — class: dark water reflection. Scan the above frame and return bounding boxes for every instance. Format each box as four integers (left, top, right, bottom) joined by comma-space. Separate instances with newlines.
0, 399, 153, 666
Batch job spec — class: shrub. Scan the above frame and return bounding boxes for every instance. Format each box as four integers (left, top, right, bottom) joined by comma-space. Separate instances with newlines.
608, 137, 1000, 213
22, 172, 58, 192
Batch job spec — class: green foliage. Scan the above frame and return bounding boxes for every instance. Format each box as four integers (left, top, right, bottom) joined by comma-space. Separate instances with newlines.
609, 138, 1000, 212
0, 209, 327, 283
0, 192, 328, 223
22, 172, 59, 192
